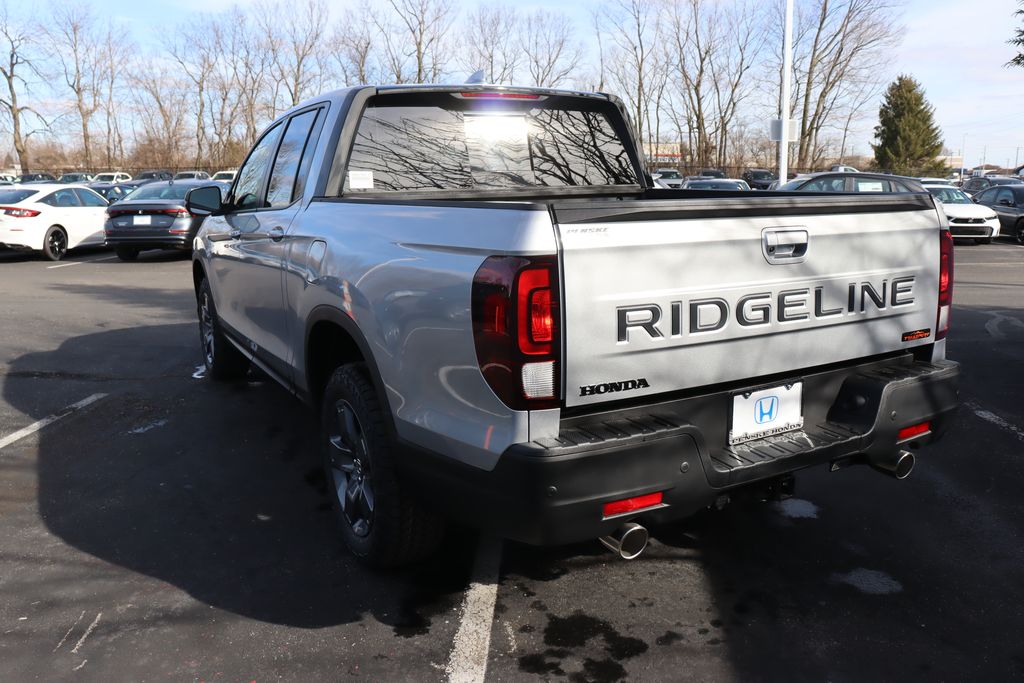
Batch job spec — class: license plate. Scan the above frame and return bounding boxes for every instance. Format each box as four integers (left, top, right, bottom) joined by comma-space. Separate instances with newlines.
132, 215, 151, 226
729, 382, 803, 445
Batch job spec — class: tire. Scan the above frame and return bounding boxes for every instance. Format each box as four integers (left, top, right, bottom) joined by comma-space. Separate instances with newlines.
1016, 221, 1024, 246
321, 363, 443, 567
115, 247, 139, 261
196, 278, 249, 380
977, 238, 992, 245
42, 226, 68, 261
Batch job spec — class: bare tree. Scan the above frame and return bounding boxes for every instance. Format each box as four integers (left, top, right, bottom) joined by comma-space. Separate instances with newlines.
46, 2, 105, 168
518, 10, 580, 88
786, 0, 901, 169
258, 0, 332, 112
375, 0, 456, 84
170, 18, 216, 168
0, 3, 43, 171
334, 6, 378, 86
459, 3, 519, 84
709, 1, 767, 168
129, 61, 189, 168
99, 21, 131, 167
596, 0, 662, 152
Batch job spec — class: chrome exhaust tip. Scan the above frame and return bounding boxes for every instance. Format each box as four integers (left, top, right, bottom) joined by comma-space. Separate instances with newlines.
599, 522, 649, 560
870, 450, 915, 480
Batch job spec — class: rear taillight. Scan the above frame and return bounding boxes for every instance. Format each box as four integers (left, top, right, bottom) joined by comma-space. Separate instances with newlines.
472, 255, 560, 410
936, 229, 953, 340
0, 206, 40, 218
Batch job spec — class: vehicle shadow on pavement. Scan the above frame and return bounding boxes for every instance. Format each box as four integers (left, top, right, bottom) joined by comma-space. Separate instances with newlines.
4, 322, 476, 632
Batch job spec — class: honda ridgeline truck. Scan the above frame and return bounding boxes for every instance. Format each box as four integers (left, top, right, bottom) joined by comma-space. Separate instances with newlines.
186, 85, 960, 566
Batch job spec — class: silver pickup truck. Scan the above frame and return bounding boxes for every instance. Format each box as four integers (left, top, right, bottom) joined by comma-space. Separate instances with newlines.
186, 85, 960, 567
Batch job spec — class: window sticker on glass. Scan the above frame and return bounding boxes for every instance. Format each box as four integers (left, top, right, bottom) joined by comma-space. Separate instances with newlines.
464, 114, 531, 176
857, 181, 884, 192
348, 170, 374, 189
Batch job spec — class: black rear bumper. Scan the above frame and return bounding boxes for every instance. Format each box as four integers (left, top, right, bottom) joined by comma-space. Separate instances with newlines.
401, 355, 960, 546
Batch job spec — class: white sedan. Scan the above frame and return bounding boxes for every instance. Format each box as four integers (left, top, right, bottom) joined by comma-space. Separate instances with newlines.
0, 184, 110, 260
924, 183, 1001, 244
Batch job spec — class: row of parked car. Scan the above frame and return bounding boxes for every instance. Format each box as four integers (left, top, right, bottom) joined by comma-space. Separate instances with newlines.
651, 166, 1023, 245
0, 179, 225, 261
0, 169, 237, 185
2, 163, 1020, 263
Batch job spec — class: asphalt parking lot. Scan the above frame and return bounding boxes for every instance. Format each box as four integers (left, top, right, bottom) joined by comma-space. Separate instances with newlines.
1, 241, 1023, 681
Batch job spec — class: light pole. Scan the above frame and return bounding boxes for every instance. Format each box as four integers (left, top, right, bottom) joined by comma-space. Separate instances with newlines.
778, 0, 795, 183
959, 133, 967, 184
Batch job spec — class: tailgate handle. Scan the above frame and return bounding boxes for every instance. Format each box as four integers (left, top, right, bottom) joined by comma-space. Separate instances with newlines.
762, 228, 808, 264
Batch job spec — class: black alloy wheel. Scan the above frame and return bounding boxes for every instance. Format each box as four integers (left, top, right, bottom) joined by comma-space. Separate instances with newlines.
43, 227, 68, 261
320, 363, 443, 567
327, 399, 375, 537
196, 278, 249, 380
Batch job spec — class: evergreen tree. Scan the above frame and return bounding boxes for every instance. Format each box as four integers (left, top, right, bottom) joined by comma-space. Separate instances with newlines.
871, 75, 944, 175
1009, 1, 1024, 67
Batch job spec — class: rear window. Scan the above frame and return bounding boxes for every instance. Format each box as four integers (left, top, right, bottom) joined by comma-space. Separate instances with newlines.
343, 94, 639, 193
0, 189, 38, 203
128, 183, 194, 200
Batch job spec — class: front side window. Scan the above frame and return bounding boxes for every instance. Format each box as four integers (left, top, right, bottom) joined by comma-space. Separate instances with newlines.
266, 108, 319, 208
974, 188, 996, 203
74, 188, 108, 207
233, 123, 284, 210
343, 95, 638, 193
995, 188, 1015, 205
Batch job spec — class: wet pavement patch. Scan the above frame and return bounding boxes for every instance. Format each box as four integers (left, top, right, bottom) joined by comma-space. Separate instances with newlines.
515, 610, 649, 681
831, 568, 903, 595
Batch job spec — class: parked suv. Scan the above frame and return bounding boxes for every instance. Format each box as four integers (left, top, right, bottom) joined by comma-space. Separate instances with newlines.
972, 184, 1024, 244
189, 85, 959, 567
961, 175, 1022, 196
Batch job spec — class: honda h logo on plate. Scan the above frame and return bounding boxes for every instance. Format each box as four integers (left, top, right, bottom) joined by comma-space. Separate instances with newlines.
754, 395, 779, 424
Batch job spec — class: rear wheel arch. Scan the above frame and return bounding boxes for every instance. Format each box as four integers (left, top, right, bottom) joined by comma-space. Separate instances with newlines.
192, 260, 207, 297
304, 307, 394, 429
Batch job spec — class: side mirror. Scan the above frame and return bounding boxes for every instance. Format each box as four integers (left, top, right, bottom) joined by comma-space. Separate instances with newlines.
185, 185, 224, 216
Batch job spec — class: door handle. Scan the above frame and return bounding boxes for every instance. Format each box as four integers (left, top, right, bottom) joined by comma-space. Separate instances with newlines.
762, 228, 809, 264
228, 229, 241, 239
269, 226, 285, 242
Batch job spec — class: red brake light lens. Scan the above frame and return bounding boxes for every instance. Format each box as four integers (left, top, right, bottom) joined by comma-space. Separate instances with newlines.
472, 256, 559, 410
897, 421, 931, 441
603, 492, 664, 518
516, 267, 554, 354
936, 229, 954, 340
0, 206, 40, 218
458, 92, 542, 100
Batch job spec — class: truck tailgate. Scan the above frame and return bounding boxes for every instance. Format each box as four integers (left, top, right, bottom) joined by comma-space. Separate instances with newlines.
552, 194, 941, 408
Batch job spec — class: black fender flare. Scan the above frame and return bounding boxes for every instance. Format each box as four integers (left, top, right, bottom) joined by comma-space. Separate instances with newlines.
303, 305, 397, 435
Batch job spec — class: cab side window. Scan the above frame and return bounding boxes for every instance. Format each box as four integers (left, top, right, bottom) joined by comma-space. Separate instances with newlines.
266, 108, 320, 208
232, 122, 284, 211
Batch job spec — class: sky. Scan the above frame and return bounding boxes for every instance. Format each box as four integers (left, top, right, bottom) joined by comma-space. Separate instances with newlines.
101, 0, 1024, 168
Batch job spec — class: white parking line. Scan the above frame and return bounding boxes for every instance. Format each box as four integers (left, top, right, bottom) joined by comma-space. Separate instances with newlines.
0, 393, 107, 452
46, 261, 84, 269
966, 402, 1024, 442
445, 535, 502, 683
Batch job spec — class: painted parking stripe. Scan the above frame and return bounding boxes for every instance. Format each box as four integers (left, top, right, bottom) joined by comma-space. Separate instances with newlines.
445, 535, 502, 683
46, 261, 84, 269
0, 393, 107, 452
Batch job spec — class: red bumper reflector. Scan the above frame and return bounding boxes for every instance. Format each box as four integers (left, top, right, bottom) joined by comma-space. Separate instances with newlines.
603, 491, 663, 518
897, 421, 931, 441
